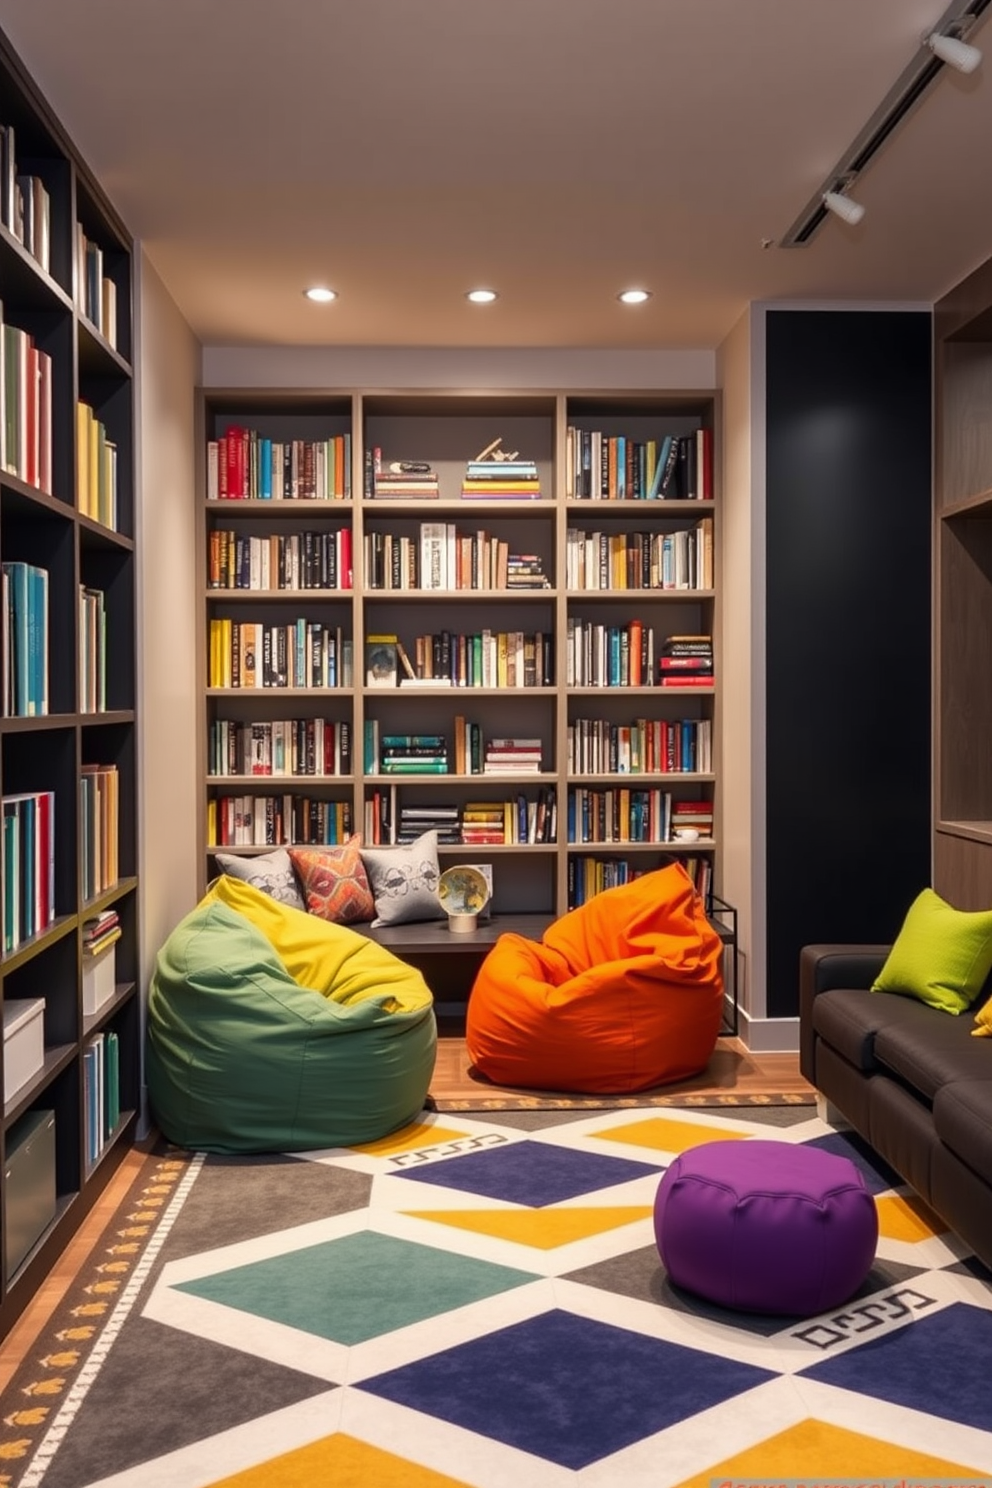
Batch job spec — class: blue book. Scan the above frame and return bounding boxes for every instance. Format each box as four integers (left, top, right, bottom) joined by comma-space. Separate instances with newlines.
27, 564, 48, 716
3, 803, 19, 951
608, 627, 622, 686
615, 436, 626, 500
259, 438, 272, 499
363, 718, 379, 773
648, 436, 673, 500
2, 562, 30, 715
21, 794, 34, 940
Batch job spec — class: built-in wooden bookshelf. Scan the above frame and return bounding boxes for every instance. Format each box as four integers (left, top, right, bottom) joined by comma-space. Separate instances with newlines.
934, 255, 992, 907
198, 390, 720, 922
0, 28, 138, 1337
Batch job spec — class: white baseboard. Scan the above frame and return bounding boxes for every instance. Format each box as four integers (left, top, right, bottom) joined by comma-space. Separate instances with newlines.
734, 1008, 800, 1052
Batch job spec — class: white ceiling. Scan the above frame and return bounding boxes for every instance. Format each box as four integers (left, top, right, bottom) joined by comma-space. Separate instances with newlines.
2, 0, 991, 350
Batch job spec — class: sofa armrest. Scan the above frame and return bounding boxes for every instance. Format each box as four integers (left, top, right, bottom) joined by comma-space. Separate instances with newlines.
798, 943, 890, 1084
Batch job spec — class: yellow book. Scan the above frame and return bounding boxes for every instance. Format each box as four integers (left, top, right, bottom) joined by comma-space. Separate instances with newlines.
102, 438, 117, 530
496, 630, 508, 688
88, 413, 100, 517
242, 622, 257, 689
221, 617, 233, 689
76, 401, 92, 515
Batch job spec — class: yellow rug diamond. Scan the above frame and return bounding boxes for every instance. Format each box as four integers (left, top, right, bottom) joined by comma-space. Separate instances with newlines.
348, 1121, 469, 1156
875, 1189, 949, 1243
591, 1115, 753, 1154
673, 1417, 987, 1485
403, 1205, 653, 1248
207, 1432, 471, 1487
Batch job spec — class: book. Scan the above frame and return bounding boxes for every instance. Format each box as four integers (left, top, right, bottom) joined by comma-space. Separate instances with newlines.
365, 634, 398, 688
395, 639, 418, 680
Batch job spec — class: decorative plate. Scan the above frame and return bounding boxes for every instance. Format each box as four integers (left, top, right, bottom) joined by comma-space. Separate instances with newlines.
437, 865, 491, 917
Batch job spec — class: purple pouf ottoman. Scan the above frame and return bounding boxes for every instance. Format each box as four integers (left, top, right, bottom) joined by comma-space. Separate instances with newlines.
653, 1139, 878, 1316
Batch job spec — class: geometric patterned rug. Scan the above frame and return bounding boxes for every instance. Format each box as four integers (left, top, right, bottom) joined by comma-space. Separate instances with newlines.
3, 1106, 992, 1487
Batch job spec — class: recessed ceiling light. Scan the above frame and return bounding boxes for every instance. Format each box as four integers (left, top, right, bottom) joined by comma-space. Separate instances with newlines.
466, 288, 498, 304
618, 288, 652, 305
304, 286, 337, 303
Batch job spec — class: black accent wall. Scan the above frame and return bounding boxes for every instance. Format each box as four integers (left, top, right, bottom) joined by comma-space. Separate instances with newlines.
764, 310, 931, 1018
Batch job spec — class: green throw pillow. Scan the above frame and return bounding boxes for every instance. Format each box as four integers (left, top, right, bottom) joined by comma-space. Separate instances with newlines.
871, 888, 992, 1014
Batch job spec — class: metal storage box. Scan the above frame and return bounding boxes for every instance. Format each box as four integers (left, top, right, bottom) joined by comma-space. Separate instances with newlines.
4, 1107, 56, 1278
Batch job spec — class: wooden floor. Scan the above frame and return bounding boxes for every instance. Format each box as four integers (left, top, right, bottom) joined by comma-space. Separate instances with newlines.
432, 1036, 814, 1104
0, 1039, 810, 1391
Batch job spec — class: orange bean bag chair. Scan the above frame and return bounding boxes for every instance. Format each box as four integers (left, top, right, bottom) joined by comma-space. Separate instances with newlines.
465, 863, 724, 1093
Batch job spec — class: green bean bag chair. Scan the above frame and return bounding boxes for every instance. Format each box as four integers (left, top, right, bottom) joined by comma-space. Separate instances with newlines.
146, 875, 437, 1153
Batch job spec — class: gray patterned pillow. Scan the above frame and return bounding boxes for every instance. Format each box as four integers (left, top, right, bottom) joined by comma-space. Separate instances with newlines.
359, 829, 444, 926
213, 848, 306, 911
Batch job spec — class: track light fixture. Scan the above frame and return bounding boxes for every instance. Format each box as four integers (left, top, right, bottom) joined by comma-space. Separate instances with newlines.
780, 0, 991, 247
822, 189, 866, 227
927, 29, 983, 72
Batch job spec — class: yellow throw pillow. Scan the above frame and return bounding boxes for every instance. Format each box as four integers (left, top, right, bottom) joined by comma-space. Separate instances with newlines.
202, 875, 431, 1013
871, 887, 992, 1016
973, 991, 992, 1037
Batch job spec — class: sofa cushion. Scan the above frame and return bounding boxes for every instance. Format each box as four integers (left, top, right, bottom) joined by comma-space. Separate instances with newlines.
933, 1078, 992, 1183
213, 846, 306, 911
873, 1011, 992, 1101
288, 838, 374, 925
811, 987, 924, 1073
871, 888, 992, 1015
360, 830, 444, 927
970, 982, 992, 1038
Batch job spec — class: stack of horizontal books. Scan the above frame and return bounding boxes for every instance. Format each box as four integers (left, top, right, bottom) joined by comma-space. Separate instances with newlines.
398, 802, 461, 844
505, 553, 551, 588
83, 907, 121, 958
379, 733, 449, 773
658, 634, 713, 687
461, 456, 541, 500
372, 459, 439, 498
483, 737, 543, 774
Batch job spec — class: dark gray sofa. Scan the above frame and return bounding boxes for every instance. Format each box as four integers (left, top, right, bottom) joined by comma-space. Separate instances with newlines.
799, 944, 992, 1272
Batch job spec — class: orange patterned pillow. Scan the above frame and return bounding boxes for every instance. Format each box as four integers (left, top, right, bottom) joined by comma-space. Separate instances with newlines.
288, 838, 374, 925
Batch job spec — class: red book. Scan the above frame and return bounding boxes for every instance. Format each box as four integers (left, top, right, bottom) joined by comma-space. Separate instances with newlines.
338, 527, 353, 589
628, 619, 643, 686
660, 676, 714, 687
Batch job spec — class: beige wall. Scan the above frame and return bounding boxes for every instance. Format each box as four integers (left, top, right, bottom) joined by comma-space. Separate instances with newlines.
716, 308, 767, 1038
135, 250, 201, 1034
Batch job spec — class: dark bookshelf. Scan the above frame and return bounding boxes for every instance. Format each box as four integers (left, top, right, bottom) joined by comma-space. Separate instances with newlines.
0, 26, 139, 1338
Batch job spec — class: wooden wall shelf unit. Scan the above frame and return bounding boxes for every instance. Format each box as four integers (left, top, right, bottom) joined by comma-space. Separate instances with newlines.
0, 29, 139, 1338
197, 387, 721, 994
934, 254, 992, 908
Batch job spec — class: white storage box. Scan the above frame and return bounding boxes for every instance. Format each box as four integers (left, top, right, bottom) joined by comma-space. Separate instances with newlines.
3, 998, 46, 1102
82, 944, 117, 1016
